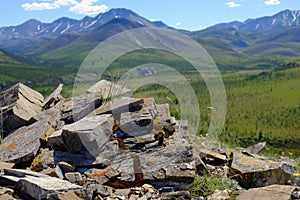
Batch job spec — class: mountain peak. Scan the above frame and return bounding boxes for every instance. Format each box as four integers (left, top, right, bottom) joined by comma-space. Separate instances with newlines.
211, 9, 300, 32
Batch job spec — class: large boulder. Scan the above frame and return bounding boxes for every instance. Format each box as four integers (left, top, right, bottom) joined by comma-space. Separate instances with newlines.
62, 114, 114, 154
0, 83, 44, 136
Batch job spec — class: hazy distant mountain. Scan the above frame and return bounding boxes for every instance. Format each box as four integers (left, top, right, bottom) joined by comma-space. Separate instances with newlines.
211, 9, 300, 32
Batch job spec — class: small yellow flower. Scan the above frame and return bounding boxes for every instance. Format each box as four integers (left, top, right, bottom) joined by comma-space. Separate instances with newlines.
288, 152, 293, 156
293, 173, 300, 177
281, 151, 285, 156
269, 160, 273, 164
205, 134, 208, 137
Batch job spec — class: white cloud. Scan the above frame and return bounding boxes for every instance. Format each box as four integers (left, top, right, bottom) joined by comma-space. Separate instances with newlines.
22, 2, 57, 10
21, 0, 108, 15
225, 1, 241, 8
264, 0, 280, 6
175, 22, 181, 26
69, 0, 108, 15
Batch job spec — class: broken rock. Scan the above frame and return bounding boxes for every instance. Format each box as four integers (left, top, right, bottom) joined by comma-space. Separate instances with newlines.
236, 185, 300, 200
0, 83, 44, 135
62, 114, 114, 154
0, 107, 60, 163
86, 80, 131, 100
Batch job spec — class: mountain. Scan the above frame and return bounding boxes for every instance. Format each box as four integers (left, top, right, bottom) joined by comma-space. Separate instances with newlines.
0, 8, 167, 39
1, 8, 300, 71
211, 10, 300, 32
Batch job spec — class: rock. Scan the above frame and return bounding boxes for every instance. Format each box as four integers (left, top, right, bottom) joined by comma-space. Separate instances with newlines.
0, 186, 14, 196
0, 193, 17, 200
0, 162, 14, 172
119, 104, 154, 137
198, 147, 228, 165
230, 152, 299, 188
156, 104, 171, 121
236, 185, 300, 200
61, 93, 102, 124
207, 189, 231, 200
86, 80, 131, 100
58, 161, 76, 172
0, 106, 60, 163
93, 97, 144, 118
47, 129, 64, 150
46, 191, 84, 200
42, 83, 63, 109
244, 142, 268, 154
160, 191, 190, 200
0, 83, 44, 135
2, 168, 83, 200
65, 172, 82, 183
86, 184, 114, 197
62, 114, 114, 154
84, 167, 120, 185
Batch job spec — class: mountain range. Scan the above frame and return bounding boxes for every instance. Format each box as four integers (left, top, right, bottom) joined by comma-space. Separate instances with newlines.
0, 8, 300, 70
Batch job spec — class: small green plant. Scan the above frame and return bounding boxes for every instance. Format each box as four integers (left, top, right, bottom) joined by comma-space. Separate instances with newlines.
192, 174, 240, 198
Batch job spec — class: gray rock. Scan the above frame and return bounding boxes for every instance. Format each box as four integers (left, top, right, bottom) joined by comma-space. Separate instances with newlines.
244, 142, 268, 154
86, 80, 131, 100
160, 191, 190, 200
207, 189, 231, 200
43, 83, 63, 109
65, 172, 82, 183
61, 93, 102, 124
2, 168, 83, 200
58, 161, 76, 172
0, 106, 60, 163
46, 191, 84, 200
93, 97, 144, 118
236, 185, 300, 200
62, 114, 114, 154
119, 105, 154, 137
0, 83, 43, 135
230, 152, 299, 188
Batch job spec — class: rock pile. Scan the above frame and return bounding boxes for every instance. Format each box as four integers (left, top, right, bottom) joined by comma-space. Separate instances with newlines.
0, 82, 299, 200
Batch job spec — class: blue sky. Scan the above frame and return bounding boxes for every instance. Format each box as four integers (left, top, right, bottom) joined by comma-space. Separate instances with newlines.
1, 0, 300, 30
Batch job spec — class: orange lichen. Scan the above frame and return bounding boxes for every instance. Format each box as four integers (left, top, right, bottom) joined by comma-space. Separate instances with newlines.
4, 142, 17, 151
91, 169, 109, 177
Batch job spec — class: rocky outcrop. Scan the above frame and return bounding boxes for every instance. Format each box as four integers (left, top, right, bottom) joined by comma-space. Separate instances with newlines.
0, 83, 44, 136
0, 82, 299, 200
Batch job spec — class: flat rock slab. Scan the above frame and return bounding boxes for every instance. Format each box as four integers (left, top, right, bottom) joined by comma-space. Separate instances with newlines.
236, 185, 300, 200
0, 83, 44, 135
0, 107, 60, 163
2, 168, 83, 200
230, 152, 298, 188
62, 114, 114, 154
86, 80, 131, 100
